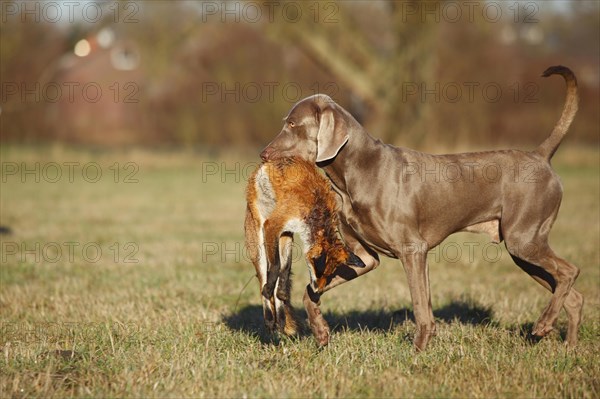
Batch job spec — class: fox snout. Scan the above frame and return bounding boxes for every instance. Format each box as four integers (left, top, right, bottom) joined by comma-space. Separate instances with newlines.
314, 247, 366, 292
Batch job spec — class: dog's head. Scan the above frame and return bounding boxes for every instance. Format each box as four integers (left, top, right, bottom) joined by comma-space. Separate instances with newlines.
260, 94, 352, 163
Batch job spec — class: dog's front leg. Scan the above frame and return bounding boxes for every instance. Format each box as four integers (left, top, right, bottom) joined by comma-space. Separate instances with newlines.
401, 242, 436, 351
303, 285, 330, 347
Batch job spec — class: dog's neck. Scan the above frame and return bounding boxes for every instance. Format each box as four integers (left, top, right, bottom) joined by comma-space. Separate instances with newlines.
320, 125, 385, 194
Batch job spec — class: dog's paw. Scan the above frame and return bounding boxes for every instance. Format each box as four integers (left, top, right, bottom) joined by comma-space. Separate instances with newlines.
309, 316, 330, 347
532, 322, 554, 338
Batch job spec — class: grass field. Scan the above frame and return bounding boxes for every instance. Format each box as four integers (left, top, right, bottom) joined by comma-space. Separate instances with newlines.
1, 144, 598, 398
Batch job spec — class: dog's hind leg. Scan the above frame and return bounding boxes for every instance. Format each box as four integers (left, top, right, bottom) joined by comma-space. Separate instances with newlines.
503, 202, 582, 345
509, 253, 583, 346
563, 288, 584, 346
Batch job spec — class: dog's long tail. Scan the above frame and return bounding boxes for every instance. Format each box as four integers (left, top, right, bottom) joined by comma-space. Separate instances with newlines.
535, 65, 579, 161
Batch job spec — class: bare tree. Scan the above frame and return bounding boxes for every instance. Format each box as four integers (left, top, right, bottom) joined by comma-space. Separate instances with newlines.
261, 0, 440, 143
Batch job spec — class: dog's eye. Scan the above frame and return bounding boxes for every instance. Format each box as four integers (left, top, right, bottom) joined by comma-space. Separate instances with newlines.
288, 121, 295, 128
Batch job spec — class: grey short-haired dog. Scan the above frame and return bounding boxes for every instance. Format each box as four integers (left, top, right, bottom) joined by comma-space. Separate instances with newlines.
259, 66, 582, 351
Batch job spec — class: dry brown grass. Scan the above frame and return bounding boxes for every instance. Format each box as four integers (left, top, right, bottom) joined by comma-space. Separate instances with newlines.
1, 145, 598, 398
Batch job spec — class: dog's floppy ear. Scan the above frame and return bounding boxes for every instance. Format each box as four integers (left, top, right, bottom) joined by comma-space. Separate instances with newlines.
316, 105, 348, 162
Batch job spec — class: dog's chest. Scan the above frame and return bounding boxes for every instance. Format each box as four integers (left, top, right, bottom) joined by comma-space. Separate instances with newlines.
338, 196, 398, 258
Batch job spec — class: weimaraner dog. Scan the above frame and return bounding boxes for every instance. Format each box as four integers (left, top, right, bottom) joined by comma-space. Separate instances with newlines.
259, 66, 583, 351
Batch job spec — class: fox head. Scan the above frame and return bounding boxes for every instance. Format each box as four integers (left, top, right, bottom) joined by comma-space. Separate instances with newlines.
311, 243, 365, 292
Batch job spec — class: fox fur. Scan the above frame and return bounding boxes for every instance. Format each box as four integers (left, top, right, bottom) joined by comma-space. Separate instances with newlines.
245, 156, 364, 335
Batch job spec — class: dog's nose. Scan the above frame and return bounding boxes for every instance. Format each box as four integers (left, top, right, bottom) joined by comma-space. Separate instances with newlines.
260, 148, 270, 161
